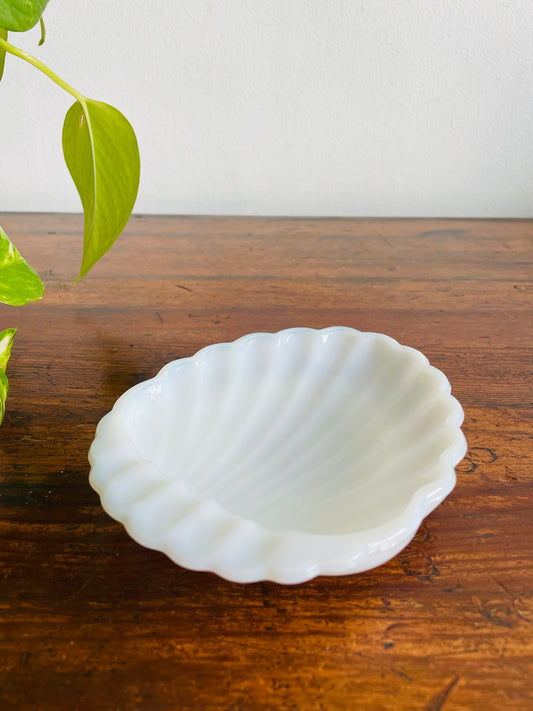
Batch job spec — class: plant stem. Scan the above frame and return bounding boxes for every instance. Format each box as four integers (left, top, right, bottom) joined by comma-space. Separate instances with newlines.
0, 36, 86, 106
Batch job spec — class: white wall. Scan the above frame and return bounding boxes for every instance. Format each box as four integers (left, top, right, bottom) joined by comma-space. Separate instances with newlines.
1, 0, 532, 217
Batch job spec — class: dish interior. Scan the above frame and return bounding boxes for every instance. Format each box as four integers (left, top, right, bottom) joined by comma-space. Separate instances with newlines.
122, 331, 456, 535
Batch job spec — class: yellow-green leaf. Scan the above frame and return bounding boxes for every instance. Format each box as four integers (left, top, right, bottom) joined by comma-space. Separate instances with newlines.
0, 327, 16, 425
0, 27, 7, 82
0, 0, 49, 32
0, 225, 44, 305
62, 99, 140, 279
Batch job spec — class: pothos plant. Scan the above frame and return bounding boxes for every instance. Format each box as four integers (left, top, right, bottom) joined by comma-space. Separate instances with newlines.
0, 0, 140, 424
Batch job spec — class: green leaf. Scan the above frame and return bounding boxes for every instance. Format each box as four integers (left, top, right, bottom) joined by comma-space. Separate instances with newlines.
0, 27, 7, 82
0, 327, 16, 425
0, 0, 49, 32
62, 99, 140, 279
0, 225, 44, 305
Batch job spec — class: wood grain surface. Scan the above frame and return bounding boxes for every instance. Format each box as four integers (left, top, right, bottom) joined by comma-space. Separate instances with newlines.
0, 213, 532, 711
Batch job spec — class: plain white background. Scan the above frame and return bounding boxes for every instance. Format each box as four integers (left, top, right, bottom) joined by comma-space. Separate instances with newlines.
1, 0, 532, 217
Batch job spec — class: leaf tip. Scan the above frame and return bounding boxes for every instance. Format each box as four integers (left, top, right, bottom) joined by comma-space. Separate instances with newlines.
38, 16, 46, 46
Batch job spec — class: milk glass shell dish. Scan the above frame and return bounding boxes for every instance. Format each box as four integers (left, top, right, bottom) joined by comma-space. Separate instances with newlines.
89, 327, 467, 584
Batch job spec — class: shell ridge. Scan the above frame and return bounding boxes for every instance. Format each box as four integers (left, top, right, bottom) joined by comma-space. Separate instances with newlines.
203, 330, 338, 500
226, 333, 378, 513
242, 360, 416, 515
238, 347, 430, 520
189, 333, 291, 492
176, 348, 249, 486
260, 409, 464, 533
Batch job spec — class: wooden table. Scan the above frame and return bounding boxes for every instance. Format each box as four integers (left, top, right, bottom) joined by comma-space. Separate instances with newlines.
0, 214, 531, 710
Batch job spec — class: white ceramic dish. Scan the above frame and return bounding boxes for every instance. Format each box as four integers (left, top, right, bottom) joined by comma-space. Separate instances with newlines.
89, 327, 467, 584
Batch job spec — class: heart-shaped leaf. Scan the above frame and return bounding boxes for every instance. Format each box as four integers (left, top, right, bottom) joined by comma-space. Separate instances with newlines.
0, 327, 16, 425
0, 0, 49, 32
62, 99, 140, 279
0, 27, 7, 82
0, 225, 44, 305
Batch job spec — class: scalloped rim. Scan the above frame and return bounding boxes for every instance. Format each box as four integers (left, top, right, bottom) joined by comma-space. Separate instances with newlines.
88, 327, 467, 584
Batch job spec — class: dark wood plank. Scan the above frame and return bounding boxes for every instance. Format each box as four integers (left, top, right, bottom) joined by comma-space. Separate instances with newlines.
0, 213, 532, 710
